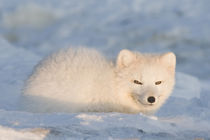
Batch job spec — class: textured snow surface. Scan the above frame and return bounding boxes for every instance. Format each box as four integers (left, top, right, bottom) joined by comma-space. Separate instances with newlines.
0, 0, 210, 139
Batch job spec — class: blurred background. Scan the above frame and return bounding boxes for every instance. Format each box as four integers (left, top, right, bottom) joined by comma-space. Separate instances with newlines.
0, 1, 210, 138
0, 0, 210, 80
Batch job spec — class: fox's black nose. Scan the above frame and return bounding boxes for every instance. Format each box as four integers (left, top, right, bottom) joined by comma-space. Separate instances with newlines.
147, 96, 155, 103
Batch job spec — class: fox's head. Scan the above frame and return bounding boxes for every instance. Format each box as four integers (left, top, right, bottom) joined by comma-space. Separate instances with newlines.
115, 49, 176, 114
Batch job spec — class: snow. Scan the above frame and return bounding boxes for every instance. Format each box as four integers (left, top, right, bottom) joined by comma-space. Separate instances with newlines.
0, 0, 210, 139
172, 72, 201, 99
0, 126, 48, 140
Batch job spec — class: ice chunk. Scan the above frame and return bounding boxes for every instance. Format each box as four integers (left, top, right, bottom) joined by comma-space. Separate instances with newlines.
0, 126, 49, 140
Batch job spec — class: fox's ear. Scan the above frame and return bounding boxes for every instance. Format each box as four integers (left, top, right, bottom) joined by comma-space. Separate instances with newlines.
117, 49, 136, 68
160, 52, 176, 71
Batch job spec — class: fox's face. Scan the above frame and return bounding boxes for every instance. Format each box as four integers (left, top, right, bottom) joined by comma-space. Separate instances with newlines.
115, 50, 176, 114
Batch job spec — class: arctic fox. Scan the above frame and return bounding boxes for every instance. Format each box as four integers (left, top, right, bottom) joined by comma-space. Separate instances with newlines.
22, 48, 176, 114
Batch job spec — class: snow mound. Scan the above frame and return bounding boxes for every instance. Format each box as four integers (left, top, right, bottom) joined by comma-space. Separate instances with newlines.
0, 37, 40, 110
172, 72, 201, 99
0, 126, 48, 140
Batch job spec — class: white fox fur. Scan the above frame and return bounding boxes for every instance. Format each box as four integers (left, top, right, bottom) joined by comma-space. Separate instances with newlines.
22, 48, 176, 114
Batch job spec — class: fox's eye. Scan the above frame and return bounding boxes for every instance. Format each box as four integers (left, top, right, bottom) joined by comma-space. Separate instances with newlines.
155, 81, 162, 85
133, 80, 143, 85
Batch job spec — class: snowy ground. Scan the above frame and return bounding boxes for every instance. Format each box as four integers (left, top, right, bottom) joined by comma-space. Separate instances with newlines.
0, 0, 210, 139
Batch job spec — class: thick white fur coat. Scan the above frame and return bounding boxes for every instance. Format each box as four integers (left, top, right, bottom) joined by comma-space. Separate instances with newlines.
23, 48, 176, 114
